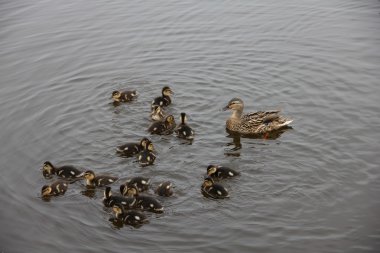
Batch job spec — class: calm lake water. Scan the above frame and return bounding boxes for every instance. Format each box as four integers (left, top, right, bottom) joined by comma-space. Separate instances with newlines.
1, 0, 379, 252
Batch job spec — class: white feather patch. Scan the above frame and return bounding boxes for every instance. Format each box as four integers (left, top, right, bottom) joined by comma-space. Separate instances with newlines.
70, 171, 75, 175
135, 216, 140, 221
217, 190, 222, 195
229, 172, 234, 176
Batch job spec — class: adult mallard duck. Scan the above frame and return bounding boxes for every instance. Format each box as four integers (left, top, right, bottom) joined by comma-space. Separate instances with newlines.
223, 98, 293, 135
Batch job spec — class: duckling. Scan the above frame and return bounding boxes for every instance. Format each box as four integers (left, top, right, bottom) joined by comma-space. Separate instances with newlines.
123, 176, 151, 192
42, 161, 84, 179
175, 112, 195, 140
137, 139, 156, 166
223, 98, 293, 135
207, 165, 240, 179
111, 90, 138, 102
116, 137, 150, 157
83, 170, 118, 187
121, 185, 164, 213
41, 180, 68, 197
112, 203, 148, 226
151, 86, 173, 108
201, 177, 229, 199
155, 181, 173, 197
150, 105, 166, 121
148, 115, 176, 135
103, 186, 136, 209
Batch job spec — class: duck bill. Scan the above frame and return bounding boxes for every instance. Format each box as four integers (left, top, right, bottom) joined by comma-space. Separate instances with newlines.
222, 105, 230, 111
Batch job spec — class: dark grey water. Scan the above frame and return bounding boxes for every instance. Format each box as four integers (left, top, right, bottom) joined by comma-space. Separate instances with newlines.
1, 0, 380, 252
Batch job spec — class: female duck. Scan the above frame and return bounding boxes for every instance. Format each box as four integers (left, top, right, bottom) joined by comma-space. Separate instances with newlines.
148, 115, 176, 135
123, 176, 151, 192
112, 203, 148, 226
175, 112, 194, 140
155, 181, 174, 197
223, 98, 292, 135
151, 86, 173, 108
103, 186, 136, 209
207, 165, 240, 179
83, 170, 118, 187
42, 161, 84, 179
41, 180, 68, 198
121, 185, 164, 213
137, 139, 156, 166
201, 177, 229, 199
111, 90, 138, 102
116, 137, 150, 157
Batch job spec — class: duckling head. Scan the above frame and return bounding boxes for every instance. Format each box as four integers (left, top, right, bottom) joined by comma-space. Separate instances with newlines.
83, 170, 95, 181
180, 112, 187, 124
104, 186, 112, 199
140, 137, 150, 148
207, 165, 218, 176
112, 91, 121, 99
112, 203, 124, 217
162, 86, 173, 96
202, 176, 214, 188
42, 161, 54, 177
126, 185, 139, 197
164, 115, 175, 126
41, 185, 52, 197
223, 98, 244, 111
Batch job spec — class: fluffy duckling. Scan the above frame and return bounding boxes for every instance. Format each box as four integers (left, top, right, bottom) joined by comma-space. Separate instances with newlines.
155, 181, 173, 197
42, 161, 84, 179
201, 177, 229, 199
111, 90, 138, 102
103, 186, 136, 209
137, 139, 156, 166
123, 176, 151, 192
83, 170, 118, 187
151, 105, 166, 121
207, 165, 240, 179
116, 137, 150, 157
148, 115, 176, 135
175, 112, 195, 140
41, 180, 68, 198
112, 203, 148, 226
223, 98, 293, 135
151, 86, 173, 108
121, 185, 164, 213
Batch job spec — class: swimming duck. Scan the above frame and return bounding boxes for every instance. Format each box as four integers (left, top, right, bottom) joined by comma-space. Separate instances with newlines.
83, 170, 118, 187
148, 115, 176, 135
151, 86, 173, 108
137, 139, 156, 166
116, 137, 150, 157
207, 165, 240, 179
223, 98, 293, 135
155, 181, 173, 197
151, 105, 166, 121
121, 185, 164, 213
42, 161, 84, 179
103, 186, 136, 209
112, 203, 148, 226
201, 177, 229, 199
122, 176, 151, 192
111, 90, 138, 102
175, 112, 194, 140
41, 180, 68, 197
